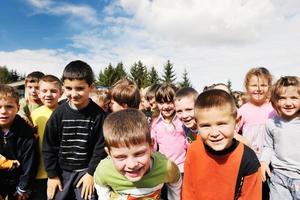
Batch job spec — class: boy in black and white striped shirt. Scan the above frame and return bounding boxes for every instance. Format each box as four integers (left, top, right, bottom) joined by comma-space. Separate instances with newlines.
43, 60, 106, 200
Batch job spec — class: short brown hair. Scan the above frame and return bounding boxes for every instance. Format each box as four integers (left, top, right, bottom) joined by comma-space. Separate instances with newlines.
271, 76, 300, 113
103, 108, 151, 150
195, 89, 237, 118
244, 67, 272, 90
0, 84, 19, 104
175, 87, 198, 102
111, 78, 140, 109
25, 71, 45, 86
155, 83, 178, 103
40, 74, 63, 90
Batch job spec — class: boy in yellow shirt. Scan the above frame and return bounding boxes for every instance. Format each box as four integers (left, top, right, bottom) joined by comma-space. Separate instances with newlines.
31, 75, 63, 200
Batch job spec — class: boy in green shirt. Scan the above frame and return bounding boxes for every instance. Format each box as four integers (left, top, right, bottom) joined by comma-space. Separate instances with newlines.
94, 109, 182, 199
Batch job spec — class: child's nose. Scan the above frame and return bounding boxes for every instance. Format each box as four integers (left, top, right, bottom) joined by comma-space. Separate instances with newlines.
127, 158, 138, 169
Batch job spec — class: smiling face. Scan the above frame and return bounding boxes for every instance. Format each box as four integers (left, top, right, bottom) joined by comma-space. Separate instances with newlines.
0, 96, 19, 129
157, 101, 175, 120
63, 79, 93, 110
39, 80, 62, 109
107, 142, 152, 182
276, 86, 300, 120
175, 96, 197, 129
196, 104, 239, 151
26, 81, 41, 102
247, 75, 270, 106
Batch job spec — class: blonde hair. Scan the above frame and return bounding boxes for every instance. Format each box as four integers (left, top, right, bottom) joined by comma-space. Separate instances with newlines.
103, 108, 151, 150
271, 76, 300, 113
244, 67, 272, 90
0, 84, 19, 104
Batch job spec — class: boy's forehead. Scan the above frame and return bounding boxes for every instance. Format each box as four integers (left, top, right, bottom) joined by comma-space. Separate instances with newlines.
40, 81, 61, 88
0, 95, 18, 104
63, 79, 90, 86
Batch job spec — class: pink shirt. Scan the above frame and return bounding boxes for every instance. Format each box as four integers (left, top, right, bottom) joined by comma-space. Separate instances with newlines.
238, 102, 276, 158
151, 114, 187, 172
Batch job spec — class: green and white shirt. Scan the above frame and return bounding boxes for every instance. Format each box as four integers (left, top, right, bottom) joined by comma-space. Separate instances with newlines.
94, 152, 181, 200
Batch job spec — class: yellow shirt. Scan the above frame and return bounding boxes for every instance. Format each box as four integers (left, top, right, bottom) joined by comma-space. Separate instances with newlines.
31, 105, 53, 179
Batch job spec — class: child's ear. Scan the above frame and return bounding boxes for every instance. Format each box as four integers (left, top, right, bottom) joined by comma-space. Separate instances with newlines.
104, 147, 110, 156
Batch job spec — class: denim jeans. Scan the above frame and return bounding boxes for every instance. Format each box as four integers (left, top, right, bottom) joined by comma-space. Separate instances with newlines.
269, 171, 300, 200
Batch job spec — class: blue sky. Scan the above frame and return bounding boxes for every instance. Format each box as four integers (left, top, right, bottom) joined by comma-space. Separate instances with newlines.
0, 0, 300, 91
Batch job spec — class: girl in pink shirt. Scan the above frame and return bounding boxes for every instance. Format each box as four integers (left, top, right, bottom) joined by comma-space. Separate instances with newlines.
238, 67, 276, 159
150, 83, 187, 173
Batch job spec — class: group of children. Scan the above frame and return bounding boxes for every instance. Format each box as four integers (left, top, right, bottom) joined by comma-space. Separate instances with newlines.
0, 60, 299, 200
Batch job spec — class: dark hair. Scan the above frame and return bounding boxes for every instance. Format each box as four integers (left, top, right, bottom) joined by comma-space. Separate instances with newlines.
103, 108, 151, 149
62, 60, 94, 85
25, 71, 45, 86
155, 83, 178, 103
145, 84, 161, 101
195, 89, 237, 118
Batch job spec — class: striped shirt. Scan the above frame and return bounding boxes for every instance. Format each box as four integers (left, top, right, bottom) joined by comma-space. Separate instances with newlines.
42, 100, 106, 177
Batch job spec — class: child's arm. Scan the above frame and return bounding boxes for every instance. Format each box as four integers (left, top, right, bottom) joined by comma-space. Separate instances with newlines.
260, 120, 274, 182
94, 163, 110, 200
234, 132, 250, 147
166, 160, 182, 200
17, 132, 38, 198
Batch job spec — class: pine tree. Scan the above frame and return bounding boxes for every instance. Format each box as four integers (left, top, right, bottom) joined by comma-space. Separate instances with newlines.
179, 69, 192, 87
129, 61, 149, 88
162, 60, 176, 84
97, 63, 127, 87
227, 79, 232, 92
148, 67, 160, 85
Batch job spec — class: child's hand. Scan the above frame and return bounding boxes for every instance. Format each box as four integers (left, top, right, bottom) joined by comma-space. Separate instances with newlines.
13, 192, 29, 200
76, 173, 94, 200
47, 176, 63, 200
9, 160, 20, 170
260, 161, 271, 182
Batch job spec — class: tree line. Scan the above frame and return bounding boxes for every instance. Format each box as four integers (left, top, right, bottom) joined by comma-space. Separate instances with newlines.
98, 60, 192, 88
0, 60, 192, 88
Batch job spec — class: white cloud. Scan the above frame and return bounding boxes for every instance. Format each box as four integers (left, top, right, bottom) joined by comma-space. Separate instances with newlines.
26, 0, 100, 26
2, 0, 300, 92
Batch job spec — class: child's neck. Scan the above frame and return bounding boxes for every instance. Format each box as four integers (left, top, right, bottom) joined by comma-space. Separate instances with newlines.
250, 99, 268, 107
28, 98, 42, 105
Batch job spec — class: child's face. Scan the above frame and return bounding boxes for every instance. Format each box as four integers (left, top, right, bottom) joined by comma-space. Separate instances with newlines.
175, 97, 197, 129
140, 97, 151, 111
63, 79, 93, 110
110, 99, 126, 112
157, 101, 175, 119
106, 142, 152, 182
0, 96, 19, 129
277, 86, 300, 120
148, 97, 157, 112
247, 75, 270, 106
26, 82, 40, 102
39, 81, 62, 109
196, 104, 238, 151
